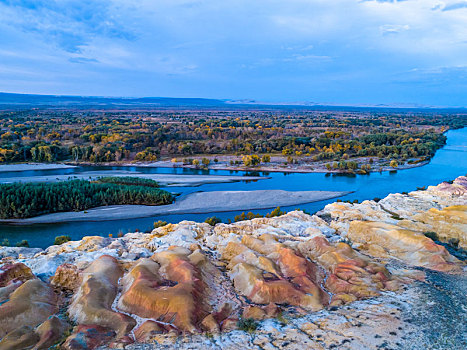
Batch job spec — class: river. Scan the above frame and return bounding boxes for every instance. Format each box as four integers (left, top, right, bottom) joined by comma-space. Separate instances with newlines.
0, 127, 466, 248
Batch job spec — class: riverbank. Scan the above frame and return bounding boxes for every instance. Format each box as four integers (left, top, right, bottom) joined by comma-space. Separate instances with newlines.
131, 157, 430, 174
0, 163, 76, 172
0, 170, 267, 187
0, 189, 350, 224
64, 153, 431, 174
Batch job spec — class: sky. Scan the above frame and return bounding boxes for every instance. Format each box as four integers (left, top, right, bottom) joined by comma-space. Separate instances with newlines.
0, 0, 467, 107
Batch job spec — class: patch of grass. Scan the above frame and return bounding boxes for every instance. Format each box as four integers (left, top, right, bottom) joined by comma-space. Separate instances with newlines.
237, 318, 259, 333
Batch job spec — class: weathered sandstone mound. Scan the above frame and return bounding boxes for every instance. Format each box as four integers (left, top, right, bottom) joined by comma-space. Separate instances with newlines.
68, 255, 136, 341
347, 221, 461, 273
298, 236, 399, 305
0, 279, 58, 338
0, 175, 465, 349
220, 234, 329, 310
118, 248, 208, 333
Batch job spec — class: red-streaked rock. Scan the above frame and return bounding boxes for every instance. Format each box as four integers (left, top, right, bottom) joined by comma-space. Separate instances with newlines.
222, 235, 328, 311
347, 221, 462, 273
133, 321, 164, 343
0, 263, 34, 287
119, 247, 208, 333
68, 255, 136, 339
298, 236, 398, 305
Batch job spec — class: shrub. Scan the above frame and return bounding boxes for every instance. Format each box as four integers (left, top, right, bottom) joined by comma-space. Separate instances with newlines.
237, 318, 258, 333
423, 231, 438, 241
54, 235, 71, 245
234, 212, 247, 222
153, 220, 168, 229
16, 240, 29, 247
266, 207, 285, 218
0, 239, 10, 247
204, 216, 222, 226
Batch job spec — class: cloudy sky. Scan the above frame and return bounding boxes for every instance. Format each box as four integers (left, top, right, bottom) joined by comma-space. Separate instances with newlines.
1, 0, 467, 106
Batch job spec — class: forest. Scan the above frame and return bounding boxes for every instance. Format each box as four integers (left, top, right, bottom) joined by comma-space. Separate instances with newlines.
0, 177, 174, 219
0, 109, 465, 166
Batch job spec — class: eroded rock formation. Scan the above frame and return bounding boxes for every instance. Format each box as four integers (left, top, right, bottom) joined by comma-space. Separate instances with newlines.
0, 175, 465, 349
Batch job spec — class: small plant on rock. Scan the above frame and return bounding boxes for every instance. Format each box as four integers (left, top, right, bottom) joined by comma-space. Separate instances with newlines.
54, 235, 71, 245
204, 216, 222, 226
154, 220, 168, 229
15, 240, 29, 247
237, 318, 259, 333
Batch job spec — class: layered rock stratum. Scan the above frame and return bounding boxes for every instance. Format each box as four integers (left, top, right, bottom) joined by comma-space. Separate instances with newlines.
0, 176, 466, 350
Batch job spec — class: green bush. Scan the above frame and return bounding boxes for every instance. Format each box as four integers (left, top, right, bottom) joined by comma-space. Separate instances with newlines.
266, 207, 285, 218
153, 220, 168, 229
237, 318, 259, 333
204, 216, 222, 226
15, 240, 29, 247
0, 239, 10, 247
54, 235, 71, 245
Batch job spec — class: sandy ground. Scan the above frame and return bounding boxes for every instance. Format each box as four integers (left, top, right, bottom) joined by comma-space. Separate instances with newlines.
132, 157, 429, 174
1, 189, 351, 224
0, 171, 267, 187
0, 163, 76, 172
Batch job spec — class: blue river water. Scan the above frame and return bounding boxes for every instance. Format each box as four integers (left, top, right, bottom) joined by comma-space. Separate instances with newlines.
0, 127, 466, 248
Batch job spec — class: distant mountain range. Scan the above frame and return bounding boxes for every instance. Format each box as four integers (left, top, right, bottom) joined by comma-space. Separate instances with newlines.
0, 92, 465, 112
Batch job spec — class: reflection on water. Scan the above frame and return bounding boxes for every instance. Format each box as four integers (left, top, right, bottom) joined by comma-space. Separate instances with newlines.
1, 127, 466, 248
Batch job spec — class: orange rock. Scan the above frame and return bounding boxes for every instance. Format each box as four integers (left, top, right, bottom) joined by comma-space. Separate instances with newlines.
68, 255, 136, 339
220, 318, 238, 332
119, 247, 208, 333
34, 316, 70, 349
133, 321, 164, 343
298, 236, 398, 305
263, 303, 280, 317
347, 221, 462, 273
223, 235, 328, 311
0, 279, 58, 338
50, 263, 81, 291
413, 205, 467, 250
242, 306, 266, 320
201, 314, 220, 333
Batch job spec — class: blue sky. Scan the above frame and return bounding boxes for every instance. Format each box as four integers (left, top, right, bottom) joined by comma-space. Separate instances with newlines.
1, 0, 467, 106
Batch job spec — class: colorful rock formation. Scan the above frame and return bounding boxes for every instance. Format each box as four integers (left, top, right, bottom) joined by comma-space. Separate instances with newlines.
67, 255, 136, 342
0, 175, 465, 349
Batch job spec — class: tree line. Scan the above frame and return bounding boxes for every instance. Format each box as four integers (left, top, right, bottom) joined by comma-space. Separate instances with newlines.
0, 178, 174, 219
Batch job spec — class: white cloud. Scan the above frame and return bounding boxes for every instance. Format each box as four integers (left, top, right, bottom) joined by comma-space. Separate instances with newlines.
0, 0, 466, 105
